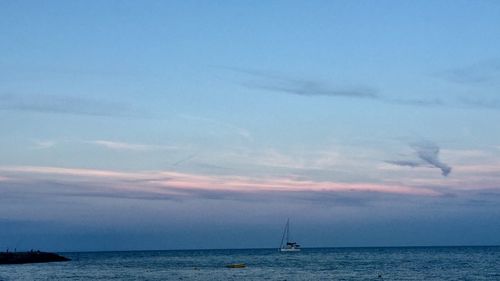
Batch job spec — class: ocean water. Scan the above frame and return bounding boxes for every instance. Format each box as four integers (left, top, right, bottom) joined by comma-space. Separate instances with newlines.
0, 247, 499, 280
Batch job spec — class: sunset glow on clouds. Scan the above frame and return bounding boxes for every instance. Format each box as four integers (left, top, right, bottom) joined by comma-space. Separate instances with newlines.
2, 145, 500, 202
0, 165, 440, 197
2, 1, 500, 250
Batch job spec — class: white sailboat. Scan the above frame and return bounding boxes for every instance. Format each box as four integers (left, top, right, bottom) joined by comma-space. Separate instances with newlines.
279, 218, 301, 252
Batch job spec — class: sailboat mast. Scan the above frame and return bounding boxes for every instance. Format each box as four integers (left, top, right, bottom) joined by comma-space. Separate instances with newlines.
278, 218, 300, 252
286, 218, 290, 243
280, 219, 288, 248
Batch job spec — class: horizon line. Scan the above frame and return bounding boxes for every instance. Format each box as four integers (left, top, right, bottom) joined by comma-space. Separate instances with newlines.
50, 244, 500, 254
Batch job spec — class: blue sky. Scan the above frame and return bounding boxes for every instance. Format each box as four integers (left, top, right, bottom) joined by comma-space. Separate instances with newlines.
1, 0, 500, 251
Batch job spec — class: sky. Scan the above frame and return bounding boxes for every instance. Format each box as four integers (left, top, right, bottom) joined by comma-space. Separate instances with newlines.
1, 0, 500, 251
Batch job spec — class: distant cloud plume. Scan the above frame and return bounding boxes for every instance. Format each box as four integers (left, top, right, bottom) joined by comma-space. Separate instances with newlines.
387, 141, 452, 177
414, 142, 452, 176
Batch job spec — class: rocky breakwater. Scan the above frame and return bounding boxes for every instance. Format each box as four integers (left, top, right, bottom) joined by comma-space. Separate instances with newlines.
0, 251, 70, 265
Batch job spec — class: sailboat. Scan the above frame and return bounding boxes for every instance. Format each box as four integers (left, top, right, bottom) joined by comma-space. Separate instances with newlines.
279, 218, 301, 252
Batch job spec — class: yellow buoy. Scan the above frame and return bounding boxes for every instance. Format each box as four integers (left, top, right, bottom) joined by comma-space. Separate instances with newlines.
226, 263, 246, 268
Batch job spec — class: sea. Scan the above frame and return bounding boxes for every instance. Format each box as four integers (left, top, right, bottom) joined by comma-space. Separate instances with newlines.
0, 246, 499, 280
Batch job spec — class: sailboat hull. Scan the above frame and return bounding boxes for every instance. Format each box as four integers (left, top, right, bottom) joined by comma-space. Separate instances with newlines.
279, 248, 301, 252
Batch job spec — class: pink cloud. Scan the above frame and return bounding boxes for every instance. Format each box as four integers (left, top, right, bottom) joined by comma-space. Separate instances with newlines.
0, 165, 439, 197
0, 166, 136, 179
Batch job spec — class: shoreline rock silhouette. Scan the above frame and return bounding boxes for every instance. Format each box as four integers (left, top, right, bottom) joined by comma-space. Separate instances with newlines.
0, 251, 70, 265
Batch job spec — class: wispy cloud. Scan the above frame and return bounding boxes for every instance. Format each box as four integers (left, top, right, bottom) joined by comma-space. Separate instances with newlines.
171, 153, 199, 167
0, 165, 440, 202
0, 94, 137, 117
386, 98, 445, 107
385, 160, 421, 168
243, 79, 378, 99
432, 59, 500, 110
440, 59, 500, 84
224, 67, 451, 107
458, 97, 500, 110
26, 139, 179, 152
226, 66, 500, 111
88, 140, 178, 151
386, 141, 452, 177
30, 140, 56, 150
228, 68, 378, 99
179, 114, 252, 141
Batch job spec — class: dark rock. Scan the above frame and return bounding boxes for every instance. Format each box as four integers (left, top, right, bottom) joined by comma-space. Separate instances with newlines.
0, 251, 70, 265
